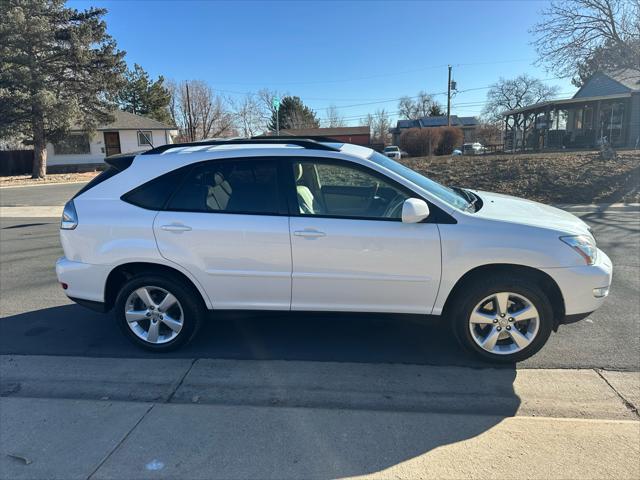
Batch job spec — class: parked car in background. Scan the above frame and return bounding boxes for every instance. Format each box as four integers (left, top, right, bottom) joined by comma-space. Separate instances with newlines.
462, 142, 485, 155
452, 149, 462, 156
56, 138, 612, 363
383, 145, 402, 160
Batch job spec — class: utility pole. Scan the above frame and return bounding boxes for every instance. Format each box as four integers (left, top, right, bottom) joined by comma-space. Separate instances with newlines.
185, 83, 194, 141
447, 65, 452, 127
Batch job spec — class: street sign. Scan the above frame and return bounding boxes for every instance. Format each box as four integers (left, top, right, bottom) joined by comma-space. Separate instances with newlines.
272, 97, 280, 110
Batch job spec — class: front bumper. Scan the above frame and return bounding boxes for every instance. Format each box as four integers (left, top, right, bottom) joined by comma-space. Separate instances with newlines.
542, 248, 613, 318
55, 257, 111, 306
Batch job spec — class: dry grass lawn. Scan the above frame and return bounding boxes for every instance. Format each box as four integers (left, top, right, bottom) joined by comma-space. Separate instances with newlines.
0, 171, 100, 187
400, 150, 640, 204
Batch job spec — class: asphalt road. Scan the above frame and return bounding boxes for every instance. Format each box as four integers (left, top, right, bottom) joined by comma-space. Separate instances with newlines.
0, 181, 86, 206
0, 183, 638, 370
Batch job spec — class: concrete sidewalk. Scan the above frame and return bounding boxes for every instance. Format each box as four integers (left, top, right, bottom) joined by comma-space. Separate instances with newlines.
1, 355, 639, 479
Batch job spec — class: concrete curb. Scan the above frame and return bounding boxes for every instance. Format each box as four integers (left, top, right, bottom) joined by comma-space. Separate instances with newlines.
2, 355, 638, 420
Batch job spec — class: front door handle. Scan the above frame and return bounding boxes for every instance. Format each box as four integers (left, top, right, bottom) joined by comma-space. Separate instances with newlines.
161, 224, 192, 232
293, 229, 326, 238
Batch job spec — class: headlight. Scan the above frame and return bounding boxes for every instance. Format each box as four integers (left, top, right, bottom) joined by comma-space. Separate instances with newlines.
560, 235, 597, 265
61, 200, 78, 230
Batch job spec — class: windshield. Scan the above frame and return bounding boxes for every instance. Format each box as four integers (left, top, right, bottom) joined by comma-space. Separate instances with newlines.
368, 151, 471, 211
384, 146, 399, 152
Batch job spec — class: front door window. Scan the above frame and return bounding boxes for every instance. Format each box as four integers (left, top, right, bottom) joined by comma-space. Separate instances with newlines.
292, 160, 410, 220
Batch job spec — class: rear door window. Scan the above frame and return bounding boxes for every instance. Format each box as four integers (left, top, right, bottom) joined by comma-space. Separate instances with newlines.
166, 159, 283, 215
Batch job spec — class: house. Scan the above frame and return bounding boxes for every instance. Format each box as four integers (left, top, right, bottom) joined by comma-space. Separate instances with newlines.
263, 126, 371, 146
503, 70, 640, 151
47, 110, 178, 170
389, 115, 479, 145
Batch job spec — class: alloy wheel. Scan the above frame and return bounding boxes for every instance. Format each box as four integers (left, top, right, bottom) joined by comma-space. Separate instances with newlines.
124, 286, 184, 344
468, 291, 540, 355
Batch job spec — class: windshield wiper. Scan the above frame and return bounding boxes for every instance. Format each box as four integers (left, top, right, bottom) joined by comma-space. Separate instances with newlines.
452, 187, 477, 211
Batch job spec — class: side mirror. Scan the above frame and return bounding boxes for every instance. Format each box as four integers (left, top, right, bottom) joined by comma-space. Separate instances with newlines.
402, 198, 430, 223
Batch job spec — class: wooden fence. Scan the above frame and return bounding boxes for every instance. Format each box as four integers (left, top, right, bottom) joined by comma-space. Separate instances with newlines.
0, 150, 33, 176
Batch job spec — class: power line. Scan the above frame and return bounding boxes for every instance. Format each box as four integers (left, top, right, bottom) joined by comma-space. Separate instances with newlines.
209, 58, 536, 88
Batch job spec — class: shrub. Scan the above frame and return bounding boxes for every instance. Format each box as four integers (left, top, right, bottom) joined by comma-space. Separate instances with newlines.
400, 128, 442, 157
436, 127, 464, 155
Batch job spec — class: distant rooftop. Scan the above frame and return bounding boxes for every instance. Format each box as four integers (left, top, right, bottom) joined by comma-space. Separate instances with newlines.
393, 115, 479, 130
278, 126, 370, 136
72, 110, 176, 131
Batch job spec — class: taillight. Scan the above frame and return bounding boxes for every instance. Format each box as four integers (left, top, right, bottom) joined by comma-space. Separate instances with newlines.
61, 200, 78, 230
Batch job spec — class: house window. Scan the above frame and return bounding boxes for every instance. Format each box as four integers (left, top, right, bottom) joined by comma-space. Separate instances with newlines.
53, 134, 91, 155
138, 131, 153, 146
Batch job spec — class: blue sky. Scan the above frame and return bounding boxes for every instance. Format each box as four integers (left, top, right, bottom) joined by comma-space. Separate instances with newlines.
71, 0, 575, 125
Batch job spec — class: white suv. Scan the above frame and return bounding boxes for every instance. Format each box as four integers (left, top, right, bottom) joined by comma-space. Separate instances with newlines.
56, 139, 612, 362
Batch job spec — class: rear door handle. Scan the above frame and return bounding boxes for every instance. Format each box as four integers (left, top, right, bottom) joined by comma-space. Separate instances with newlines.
161, 224, 192, 232
293, 229, 326, 238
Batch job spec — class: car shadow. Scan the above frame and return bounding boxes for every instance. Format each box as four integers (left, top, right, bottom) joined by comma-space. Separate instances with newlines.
1, 304, 507, 368
1, 304, 519, 478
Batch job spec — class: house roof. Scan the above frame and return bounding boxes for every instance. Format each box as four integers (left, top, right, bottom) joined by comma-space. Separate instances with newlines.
574, 70, 640, 98
279, 126, 370, 137
503, 70, 639, 116
393, 115, 479, 130
72, 110, 176, 131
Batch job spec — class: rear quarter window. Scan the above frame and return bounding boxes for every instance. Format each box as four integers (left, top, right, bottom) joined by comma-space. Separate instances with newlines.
122, 167, 190, 210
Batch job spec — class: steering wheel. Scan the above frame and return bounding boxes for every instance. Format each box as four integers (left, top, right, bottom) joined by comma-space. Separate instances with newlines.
383, 194, 407, 219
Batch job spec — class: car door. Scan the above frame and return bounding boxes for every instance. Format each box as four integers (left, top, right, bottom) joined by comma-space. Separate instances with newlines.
153, 158, 292, 310
287, 158, 442, 314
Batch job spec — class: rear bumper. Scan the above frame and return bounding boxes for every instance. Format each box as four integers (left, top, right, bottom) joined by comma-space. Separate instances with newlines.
55, 257, 111, 306
542, 248, 613, 317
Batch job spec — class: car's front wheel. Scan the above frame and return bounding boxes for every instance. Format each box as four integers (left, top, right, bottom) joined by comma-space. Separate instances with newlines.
451, 276, 554, 363
114, 274, 205, 351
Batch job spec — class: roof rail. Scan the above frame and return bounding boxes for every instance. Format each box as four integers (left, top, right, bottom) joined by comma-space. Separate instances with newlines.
252, 135, 345, 143
141, 138, 341, 155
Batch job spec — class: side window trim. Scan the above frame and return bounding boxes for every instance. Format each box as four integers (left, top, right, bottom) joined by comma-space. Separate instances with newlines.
283, 157, 455, 224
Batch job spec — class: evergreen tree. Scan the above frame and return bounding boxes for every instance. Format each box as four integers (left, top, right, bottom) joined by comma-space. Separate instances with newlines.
0, 0, 125, 178
117, 64, 172, 124
268, 96, 319, 131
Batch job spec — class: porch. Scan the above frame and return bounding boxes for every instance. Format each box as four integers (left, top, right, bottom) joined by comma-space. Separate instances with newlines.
503, 94, 633, 152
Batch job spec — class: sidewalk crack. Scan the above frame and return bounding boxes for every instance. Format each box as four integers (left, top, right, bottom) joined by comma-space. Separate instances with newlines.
595, 369, 639, 418
166, 358, 197, 403
86, 403, 155, 480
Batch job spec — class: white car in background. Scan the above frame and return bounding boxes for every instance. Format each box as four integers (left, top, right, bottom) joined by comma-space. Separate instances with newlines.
383, 145, 402, 160
462, 142, 485, 155
56, 139, 612, 363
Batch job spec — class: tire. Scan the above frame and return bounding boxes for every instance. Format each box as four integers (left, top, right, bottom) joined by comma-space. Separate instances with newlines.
450, 274, 554, 363
114, 273, 205, 352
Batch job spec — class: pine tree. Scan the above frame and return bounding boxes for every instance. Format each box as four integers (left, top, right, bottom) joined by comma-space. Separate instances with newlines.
117, 64, 172, 124
0, 0, 125, 178
268, 96, 319, 131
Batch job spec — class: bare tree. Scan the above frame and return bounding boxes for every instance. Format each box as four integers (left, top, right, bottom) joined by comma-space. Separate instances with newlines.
531, 0, 640, 85
370, 109, 391, 143
398, 91, 442, 119
257, 88, 287, 131
481, 75, 560, 125
326, 105, 346, 128
169, 80, 235, 141
233, 93, 265, 137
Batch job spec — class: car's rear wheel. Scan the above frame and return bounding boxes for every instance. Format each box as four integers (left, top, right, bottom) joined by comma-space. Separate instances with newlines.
114, 274, 205, 351
451, 276, 554, 363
